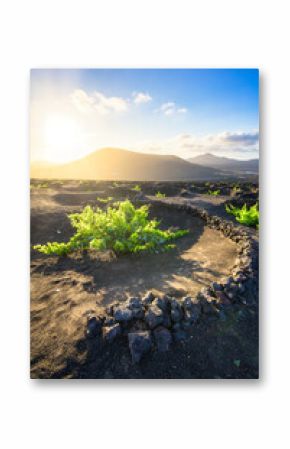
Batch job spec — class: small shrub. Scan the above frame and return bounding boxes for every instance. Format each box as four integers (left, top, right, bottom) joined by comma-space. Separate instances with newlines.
155, 191, 166, 198
232, 185, 241, 194
132, 184, 141, 192
31, 183, 49, 189
208, 189, 220, 196
97, 196, 113, 203
225, 203, 259, 228
33, 200, 189, 256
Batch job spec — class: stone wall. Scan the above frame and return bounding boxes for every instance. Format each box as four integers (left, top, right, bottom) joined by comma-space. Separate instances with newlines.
85, 200, 259, 364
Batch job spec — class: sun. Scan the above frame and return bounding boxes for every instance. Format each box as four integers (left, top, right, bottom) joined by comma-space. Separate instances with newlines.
43, 115, 79, 149
41, 114, 82, 163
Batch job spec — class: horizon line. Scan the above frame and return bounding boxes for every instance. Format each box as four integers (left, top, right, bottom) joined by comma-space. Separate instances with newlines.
30, 146, 260, 165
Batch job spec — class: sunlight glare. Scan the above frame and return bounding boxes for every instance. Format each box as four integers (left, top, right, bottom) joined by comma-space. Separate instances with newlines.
43, 115, 79, 149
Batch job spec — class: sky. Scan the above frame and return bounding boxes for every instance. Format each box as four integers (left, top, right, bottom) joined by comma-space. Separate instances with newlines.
30, 69, 259, 163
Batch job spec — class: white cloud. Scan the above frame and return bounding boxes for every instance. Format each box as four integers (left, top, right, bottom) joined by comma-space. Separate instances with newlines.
70, 89, 128, 115
158, 102, 187, 116
70, 89, 95, 114
135, 130, 259, 159
177, 107, 187, 114
133, 92, 152, 104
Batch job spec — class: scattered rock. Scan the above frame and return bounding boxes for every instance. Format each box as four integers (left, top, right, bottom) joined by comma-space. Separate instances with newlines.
127, 319, 148, 333
128, 331, 153, 363
142, 291, 155, 305
182, 296, 195, 309
153, 326, 172, 352
154, 295, 169, 311
171, 308, 183, 322
114, 306, 133, 322
145, 304, 164, 329
128, 296, 142, 309
211, 282, 223, 292
182, 296, 201, 323
162, 313, 172, 328
183, 305, 201, 323
131, 307, 145, 319
86, 315, 103, 338
215, 291, 232, 305
102, 323, 121, 342
202, 301, 218, 315
103, 316, 117, 326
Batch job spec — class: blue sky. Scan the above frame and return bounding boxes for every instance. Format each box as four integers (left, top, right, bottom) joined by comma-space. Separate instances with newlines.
30, 69, 259, 162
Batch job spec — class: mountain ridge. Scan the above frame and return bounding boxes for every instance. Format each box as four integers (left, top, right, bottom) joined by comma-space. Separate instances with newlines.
188, 153, 259, 174
31, 147, 230, 181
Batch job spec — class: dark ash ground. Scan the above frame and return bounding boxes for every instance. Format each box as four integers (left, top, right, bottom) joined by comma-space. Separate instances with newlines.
30, 180, 259, 379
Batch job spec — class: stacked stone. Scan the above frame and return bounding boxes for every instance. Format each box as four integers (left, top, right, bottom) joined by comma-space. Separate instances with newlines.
86, 292, 204, 363
85, 199, 259, 364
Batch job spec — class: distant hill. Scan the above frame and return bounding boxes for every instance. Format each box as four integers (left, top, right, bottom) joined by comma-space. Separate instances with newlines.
31, 147, 230, 181
188, 153, 259, 174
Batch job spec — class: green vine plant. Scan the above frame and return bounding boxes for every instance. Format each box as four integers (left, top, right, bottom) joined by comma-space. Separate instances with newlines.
131, 184, 142, 192
30, 183, 49, 189
33, 200, 189, 256
155, 191, 166, 198
232, 185, 241, 194
225, 203, 259, 228
97, 196, 113, 203
208, 189, 220, 196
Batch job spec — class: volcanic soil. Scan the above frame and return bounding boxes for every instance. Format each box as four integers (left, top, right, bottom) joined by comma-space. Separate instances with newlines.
30, 180, 259, 379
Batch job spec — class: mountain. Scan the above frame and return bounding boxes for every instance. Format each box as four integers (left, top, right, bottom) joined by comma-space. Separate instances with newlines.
31, 147, 230, 181
188, 153, 259, 174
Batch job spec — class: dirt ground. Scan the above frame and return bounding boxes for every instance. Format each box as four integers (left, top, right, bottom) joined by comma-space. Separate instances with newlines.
30, 180, 259, 379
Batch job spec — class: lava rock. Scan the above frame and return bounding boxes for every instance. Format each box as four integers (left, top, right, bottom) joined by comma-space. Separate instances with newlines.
103, 316, 117, 326
170, 299, 183, 322
162, 312, 172, 328
201, 300, 218, 315
102, 323, 121, 342
86, 315, 103, 338
142, 291, 155, 305
105, 302, 119, 316
182, 296, 195, 309
154, 295, 169, 311
224, 289, 235, 300
145, 304, 164, 329
182, 296, 201, 323
128, 296, 142, 309
153, 326, 172, 352
128, 331, 152, 363
184, 305, 201, 323
211, 282, 223, 292
215, 291, 232, 305
131, 306, 145, 319
114, 306, 133, 322
127, 319, 148, 333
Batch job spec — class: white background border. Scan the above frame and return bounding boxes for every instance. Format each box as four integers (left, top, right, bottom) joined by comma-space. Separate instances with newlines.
0, 1, 289, 447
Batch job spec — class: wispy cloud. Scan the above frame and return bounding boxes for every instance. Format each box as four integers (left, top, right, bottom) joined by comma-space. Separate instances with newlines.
176, 131, 259, 154
70, 89, 128, 115
158, 102, 187, 116
135, 130, 259, 159
133, 92, 152, 104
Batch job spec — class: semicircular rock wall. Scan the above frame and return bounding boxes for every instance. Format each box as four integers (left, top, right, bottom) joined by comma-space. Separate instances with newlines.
85, 200, 259, 364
